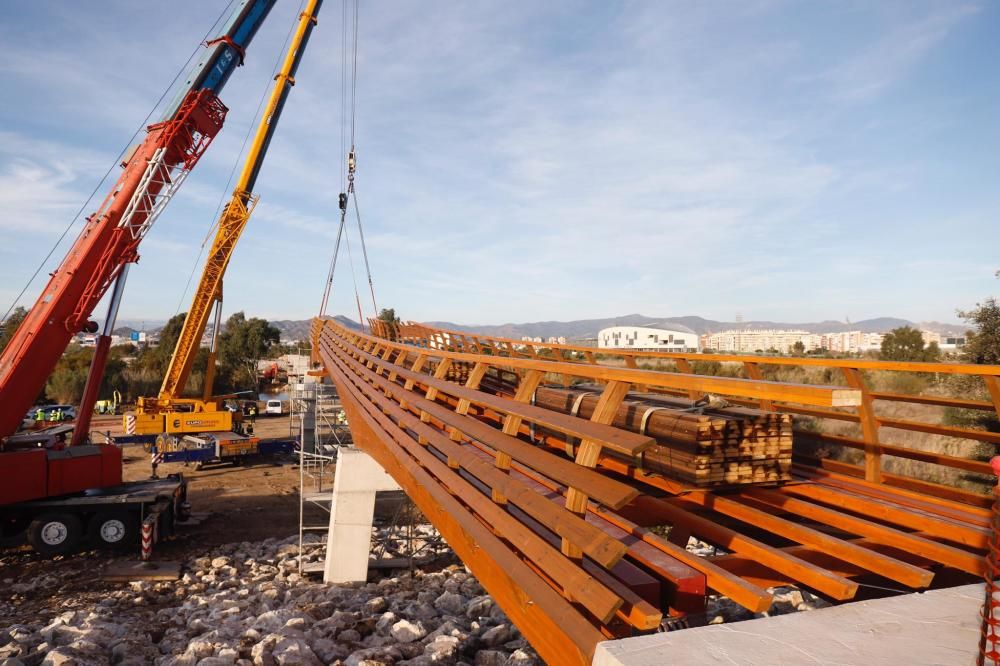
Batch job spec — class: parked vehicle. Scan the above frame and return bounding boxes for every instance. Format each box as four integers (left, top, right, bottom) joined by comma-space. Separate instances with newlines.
265, 400, 283, 415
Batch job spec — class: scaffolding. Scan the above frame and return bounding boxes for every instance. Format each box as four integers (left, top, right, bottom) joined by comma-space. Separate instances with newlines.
293, 380, 349, 574
292, 380, 446, 578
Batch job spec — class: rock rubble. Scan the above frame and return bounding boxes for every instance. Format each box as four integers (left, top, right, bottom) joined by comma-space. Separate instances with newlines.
0, 534, 538, 666
684, 538, 831, 624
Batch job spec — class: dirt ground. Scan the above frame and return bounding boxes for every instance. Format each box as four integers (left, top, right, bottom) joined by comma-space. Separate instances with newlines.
0, 413, 332, 627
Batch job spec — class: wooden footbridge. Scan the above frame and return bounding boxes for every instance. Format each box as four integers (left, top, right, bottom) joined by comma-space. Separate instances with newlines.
311, 317, 997, 665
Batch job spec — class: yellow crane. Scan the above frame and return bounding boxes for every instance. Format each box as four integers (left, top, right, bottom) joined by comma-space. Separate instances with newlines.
126, 0, 323, 441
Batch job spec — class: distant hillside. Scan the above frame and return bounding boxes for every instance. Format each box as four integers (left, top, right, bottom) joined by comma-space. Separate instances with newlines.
111, 316, 360, 343
114, 319, 166, 332
113, 313, 965, 345
422, 314, 968, 341
271, 316, 360, 342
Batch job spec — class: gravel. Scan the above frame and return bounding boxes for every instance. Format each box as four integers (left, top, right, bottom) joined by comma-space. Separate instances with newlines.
683, 538, 831, 624
0, 533, 539, 666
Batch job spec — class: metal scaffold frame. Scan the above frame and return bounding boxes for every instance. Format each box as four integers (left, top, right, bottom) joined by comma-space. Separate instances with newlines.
294, 380, 350, 574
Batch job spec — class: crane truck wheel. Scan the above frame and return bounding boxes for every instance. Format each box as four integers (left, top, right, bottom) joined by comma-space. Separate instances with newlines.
87, 510, 139, 549
27, 513, 83, 556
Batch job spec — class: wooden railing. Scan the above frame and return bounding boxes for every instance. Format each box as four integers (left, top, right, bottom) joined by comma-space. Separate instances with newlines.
335, 317, 992, 663
373, 319, 1000, 500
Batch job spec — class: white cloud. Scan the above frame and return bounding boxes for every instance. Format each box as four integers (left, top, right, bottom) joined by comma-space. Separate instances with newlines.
0, 1, 994, 325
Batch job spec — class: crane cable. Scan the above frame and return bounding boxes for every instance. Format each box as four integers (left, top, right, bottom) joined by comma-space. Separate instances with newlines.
319, 202, 347, 318
320, 0, 355, 319
1, 0, 239, 326
346, 0, 378, 317
342, 214, 366, 330
321, 0, 377, 327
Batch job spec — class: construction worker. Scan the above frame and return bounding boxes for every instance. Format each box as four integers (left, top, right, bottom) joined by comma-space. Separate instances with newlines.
248, 404, 257, 424
54, 409, 63, 422
34, 408, 44, 422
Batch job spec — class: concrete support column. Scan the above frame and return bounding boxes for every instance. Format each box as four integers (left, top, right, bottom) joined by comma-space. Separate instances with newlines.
323, 447, 401, 584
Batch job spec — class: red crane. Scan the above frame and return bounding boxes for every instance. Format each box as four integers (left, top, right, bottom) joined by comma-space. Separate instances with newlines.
0, 0, 277, 506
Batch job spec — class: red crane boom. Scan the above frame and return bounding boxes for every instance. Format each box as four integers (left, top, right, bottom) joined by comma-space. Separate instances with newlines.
0, 1, 277, 445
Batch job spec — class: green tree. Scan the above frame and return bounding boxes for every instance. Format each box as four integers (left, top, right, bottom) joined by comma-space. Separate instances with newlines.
122, 313, 214, 399
0, 307, 27, 356
218, 312, 281, 390
880, 326, 938, 362
46, 347, 90, 404
377, 307, 400, 340
45, 345, 127, 405
791, 340, 806, 355
959, 297, 1000, 365
943, 297, 1000, 433
131, 313, 187, 377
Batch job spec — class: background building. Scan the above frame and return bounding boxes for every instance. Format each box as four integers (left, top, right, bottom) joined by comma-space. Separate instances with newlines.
598, 324, 700, 352
701, 329, 814, 354
701, 329, 890, 354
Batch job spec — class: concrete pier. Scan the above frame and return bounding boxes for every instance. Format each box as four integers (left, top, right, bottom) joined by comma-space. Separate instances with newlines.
323, 447, 401, 584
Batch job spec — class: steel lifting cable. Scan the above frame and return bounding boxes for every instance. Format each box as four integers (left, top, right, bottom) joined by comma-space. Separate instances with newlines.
350, 0, 359, 148
1, 0, 239, 326
339, 0, 348, 188
320, 0, 352, 317
319, 200, 348, 317
342, 218, 366, 329
174, 0, 307, 317
351, 189, 378, 314
321, 0, 377, 326
345, 0, 378, 316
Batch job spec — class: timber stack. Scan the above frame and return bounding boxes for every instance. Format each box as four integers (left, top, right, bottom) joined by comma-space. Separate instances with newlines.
528, 386, 793, 487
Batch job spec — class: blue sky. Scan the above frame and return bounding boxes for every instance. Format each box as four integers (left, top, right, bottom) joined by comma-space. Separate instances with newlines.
0, 1, 996, 328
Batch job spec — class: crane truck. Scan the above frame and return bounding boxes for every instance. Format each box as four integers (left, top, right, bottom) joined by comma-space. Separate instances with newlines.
125, 0, 323, 469
0, 0, 278, 556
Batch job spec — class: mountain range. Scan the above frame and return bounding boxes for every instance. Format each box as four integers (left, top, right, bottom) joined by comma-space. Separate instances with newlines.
111, 316, 361, 342
113, 314, 967, 343
421, 314, 967, 340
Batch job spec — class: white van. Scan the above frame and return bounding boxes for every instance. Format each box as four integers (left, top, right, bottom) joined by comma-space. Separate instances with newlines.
265, 400, 283, 415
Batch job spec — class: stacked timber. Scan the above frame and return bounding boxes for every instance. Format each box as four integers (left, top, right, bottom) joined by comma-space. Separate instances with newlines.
532, 387, 793, 487
426, 359, 474, 384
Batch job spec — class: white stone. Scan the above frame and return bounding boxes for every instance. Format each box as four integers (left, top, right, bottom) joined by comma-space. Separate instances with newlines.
390, 620, 427, 644
271, 638, 321, 666
196, 658, 235, 666
40, 649, 80, 666
424, 635, 459, 661
506, 649, 536, 665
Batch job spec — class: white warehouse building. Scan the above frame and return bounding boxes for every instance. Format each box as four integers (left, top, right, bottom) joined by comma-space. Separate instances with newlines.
598, 324, 700, 352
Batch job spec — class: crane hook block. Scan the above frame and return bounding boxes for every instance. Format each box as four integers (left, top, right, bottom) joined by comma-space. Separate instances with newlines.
339, 193, 348, 211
